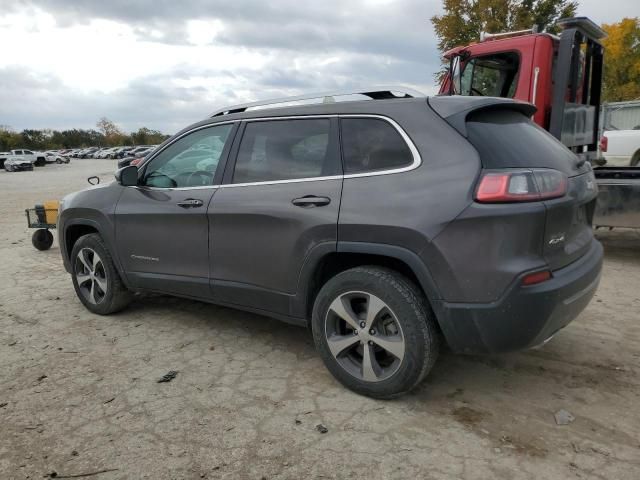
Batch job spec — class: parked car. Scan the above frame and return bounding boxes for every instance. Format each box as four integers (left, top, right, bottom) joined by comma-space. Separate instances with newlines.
600, 128, 640, 166
117, 147, 156, 168
4, 156, 34, 172
1, 149, 47, 167
115, 147, 135, 159
57, 88, 603, 398
44, 151, 70, 164
78, 147, 99, 159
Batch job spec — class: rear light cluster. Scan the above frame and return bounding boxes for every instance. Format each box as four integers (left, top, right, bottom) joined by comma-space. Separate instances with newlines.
600, 135, 608, 153
475, 169, 567, 203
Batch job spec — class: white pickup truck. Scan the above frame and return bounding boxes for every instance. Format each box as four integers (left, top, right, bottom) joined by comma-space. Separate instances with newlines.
600, 129, 640, 167
0, 149, 47, 169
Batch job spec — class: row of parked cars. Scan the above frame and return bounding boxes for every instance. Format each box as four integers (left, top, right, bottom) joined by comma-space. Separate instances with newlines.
66, 145, 158, 160
0, 149, 70, 172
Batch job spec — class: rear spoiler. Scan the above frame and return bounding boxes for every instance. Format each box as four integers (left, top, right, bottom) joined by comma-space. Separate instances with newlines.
428, 97, 536, 137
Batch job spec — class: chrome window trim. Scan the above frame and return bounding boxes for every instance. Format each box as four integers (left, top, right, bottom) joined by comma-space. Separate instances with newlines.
219, 114, 421, 189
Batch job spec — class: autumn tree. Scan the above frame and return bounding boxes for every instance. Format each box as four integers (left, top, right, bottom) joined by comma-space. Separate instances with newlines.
601, 17, 640, 102
431, 0, 577, 77
96, 117, 126, 146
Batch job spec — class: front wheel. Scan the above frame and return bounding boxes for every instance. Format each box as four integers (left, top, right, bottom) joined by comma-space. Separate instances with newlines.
70, 233, 132, 314
312, 266, 440, 398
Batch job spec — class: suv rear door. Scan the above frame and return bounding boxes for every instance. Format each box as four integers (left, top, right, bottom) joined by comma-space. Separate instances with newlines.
208, 117, 342, 316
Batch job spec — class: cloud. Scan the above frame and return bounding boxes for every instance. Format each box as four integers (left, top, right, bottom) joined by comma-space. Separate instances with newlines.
0, 0, 443, 132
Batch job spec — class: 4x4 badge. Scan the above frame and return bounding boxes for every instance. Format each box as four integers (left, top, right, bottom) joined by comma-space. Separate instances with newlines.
548, 234, 565, 246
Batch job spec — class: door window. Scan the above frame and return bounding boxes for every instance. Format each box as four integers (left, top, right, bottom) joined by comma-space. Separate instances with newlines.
233, 119, 338, 183
460, 52, 520, 97
341, 118, 414, 174
141, 124, 233, 188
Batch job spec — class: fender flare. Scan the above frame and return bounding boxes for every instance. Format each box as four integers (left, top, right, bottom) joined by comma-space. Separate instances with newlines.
291, 241, 443, 319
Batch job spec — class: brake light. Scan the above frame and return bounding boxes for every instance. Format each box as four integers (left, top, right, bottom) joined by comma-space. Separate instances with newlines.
599, 135, 608, 153
522, 270, 552, 286
131, 157, 143, 166
475, 169, 567, 203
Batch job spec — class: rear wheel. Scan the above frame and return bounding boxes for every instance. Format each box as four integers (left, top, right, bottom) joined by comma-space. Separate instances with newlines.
312, 266, 439, 398
5, 165, 12, 172
70, 233, 132, 314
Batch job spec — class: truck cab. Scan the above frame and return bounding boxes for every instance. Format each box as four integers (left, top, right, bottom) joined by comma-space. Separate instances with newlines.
440, 17, 606, 162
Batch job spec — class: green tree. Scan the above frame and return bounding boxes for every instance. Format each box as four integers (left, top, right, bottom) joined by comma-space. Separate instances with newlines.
431, 0, 577, 78
601, 18, 640, 102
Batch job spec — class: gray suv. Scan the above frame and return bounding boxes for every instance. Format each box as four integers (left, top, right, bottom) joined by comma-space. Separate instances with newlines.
58, 87, 603, 398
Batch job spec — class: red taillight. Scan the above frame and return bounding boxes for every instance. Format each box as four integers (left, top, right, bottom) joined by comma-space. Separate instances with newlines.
522, 270, 552, 286
475, 169, 567, 203
131, 157, 143, 166
599, 135, 608, 153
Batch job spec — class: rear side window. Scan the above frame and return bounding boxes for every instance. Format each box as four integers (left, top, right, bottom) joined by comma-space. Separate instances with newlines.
233, 119, 338, 183
341, 118, 413, 174
466, 110, 577, 173
460, 52, 520, 98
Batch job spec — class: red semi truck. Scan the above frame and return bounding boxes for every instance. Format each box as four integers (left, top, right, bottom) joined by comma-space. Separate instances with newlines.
439, 16, 640, 229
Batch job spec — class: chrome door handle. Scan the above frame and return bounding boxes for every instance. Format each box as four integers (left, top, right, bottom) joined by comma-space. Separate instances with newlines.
177, 198, 203, 208
292, 196, 331, 207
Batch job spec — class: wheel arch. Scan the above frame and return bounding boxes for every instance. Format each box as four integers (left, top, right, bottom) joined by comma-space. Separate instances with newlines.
295, 241, 443, 327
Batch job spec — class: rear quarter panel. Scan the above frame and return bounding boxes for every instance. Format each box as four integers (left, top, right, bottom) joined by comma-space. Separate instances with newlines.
338, 101, 480, 296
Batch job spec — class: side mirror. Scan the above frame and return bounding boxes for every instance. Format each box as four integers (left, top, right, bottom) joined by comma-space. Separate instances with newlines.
115, 165, 139, 186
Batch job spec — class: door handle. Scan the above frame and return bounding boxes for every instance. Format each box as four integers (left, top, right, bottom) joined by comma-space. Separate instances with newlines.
177, 198, 203, 208
292, 196, 331, 208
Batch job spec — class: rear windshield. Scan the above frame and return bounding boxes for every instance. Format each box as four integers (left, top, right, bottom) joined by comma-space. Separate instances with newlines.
466, 110, 578, 174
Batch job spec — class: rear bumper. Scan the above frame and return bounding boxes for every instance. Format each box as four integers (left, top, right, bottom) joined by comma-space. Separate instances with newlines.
434, 239, 603, 354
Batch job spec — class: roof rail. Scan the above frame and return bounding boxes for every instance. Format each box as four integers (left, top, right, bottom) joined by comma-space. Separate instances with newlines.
210, 86, 425, 117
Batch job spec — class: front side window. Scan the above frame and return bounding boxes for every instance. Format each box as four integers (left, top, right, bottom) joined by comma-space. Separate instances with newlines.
233, 119, 338, 184
460, 52, 520, 98
341, 118, 413, 174
141, 124, 233, 188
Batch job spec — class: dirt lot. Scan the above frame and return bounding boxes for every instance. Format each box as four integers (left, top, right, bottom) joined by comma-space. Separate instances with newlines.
1, 160, 639, 480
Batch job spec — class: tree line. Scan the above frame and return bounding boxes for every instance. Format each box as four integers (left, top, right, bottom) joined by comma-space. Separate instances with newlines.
0, 117, 169, 151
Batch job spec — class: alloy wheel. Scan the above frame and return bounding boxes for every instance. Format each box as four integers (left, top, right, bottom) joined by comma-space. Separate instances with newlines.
74, 248, 108, 305
325, 291, 405, 382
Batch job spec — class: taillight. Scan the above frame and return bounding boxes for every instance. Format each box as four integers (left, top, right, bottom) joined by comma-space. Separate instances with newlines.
131, 157, 143, 166
599, 135, 608, 153
475, 169, 567, 203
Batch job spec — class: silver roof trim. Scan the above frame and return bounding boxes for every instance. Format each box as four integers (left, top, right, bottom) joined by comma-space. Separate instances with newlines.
210, 86, 426, 117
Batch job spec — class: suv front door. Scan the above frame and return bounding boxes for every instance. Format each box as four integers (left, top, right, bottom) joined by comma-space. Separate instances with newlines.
208, 117, 342, 317
115, 123, 236, 297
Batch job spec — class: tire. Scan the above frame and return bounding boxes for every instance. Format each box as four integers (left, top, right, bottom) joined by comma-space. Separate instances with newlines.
312, 266, 440, 398
70, 233, 132, 314
35, 157, 46, 167
32, 229, 53, 250
56, 159, 62, 164
6, 165, 12, 172
632, 151, 640, 167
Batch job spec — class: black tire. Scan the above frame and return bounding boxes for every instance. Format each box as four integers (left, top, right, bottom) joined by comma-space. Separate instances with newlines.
56, 159, 62, 164
5, 165, 12, 172
32, 229, 54, 250
312, 266, 440, 399
70, 233, 132, 314
35, 157, 46, 167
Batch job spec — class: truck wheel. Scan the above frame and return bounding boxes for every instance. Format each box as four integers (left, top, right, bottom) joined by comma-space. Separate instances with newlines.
312, 266, 440, 398
70, 233, 132, 315
32, 229, 54, 250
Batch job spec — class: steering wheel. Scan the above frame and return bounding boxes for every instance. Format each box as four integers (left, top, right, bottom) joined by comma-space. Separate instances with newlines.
186, 170, 214, 186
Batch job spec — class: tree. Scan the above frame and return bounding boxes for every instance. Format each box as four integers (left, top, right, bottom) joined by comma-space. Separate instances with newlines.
131, 127, 169, 146
96, 117, 126, 146
431, 0, 577, 78
601, 18, 640, 102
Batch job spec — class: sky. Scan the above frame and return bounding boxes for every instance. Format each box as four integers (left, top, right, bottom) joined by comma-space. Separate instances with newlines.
0, 0, 635, 134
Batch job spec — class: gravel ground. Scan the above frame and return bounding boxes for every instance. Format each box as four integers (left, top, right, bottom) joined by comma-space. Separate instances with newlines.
1, 160, 639, 480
